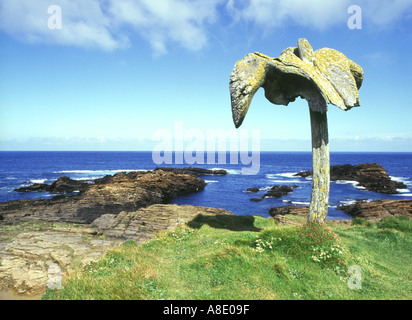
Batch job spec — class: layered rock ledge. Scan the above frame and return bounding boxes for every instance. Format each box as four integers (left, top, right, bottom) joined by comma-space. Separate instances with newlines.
295, 163, 406, 194
337, 199, 412, 222
92, 204, 232, 242
269, 199, 412, 223
0, 169, 232, 296
0, 222, 120, 296
0, 204, 232, 296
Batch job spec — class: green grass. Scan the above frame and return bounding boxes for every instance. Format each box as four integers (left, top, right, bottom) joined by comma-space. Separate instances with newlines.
42, 215, 412, 300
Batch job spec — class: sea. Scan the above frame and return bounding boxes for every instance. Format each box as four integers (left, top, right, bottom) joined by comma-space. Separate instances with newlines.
0, 151, 411, 220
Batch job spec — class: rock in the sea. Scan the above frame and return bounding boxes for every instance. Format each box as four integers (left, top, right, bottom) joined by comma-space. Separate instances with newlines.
0, 170, 206, 224
337, 199, 412, 221
295, 163, 406, 194
14, 183, 50, 193
154, 167, 227, 176
47, 176, 91, 193
263, 185, 298, 198
14, 176, 90, 194
247, 185, 298, 201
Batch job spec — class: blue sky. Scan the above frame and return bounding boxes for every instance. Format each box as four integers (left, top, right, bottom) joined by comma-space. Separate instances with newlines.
0, 0, 411, 152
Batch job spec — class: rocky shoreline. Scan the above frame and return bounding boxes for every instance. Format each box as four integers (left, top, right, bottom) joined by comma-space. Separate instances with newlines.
266, 163, 411, 221
0, 169, 230, 296
268, 200, 412, 222
337, 199, 412, 221
0, 170, 207, 225
0, 204, 232, 297
295, 163, 407, 194
1, 163, 411, 297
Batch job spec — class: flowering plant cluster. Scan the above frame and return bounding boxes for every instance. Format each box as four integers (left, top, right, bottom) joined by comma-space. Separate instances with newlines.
296, 221, 341, 247
296, 221, 345, 263
311, 244, 344, 263
253, 236, 276, 253
170, 227, 194, 242
253, 221, 345, 264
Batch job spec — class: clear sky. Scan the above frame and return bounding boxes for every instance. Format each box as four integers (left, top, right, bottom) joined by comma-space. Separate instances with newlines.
0, 0, 411, 152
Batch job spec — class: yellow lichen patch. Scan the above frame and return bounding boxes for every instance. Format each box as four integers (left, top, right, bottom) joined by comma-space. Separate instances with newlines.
278, 47, 345, 110
314, 48, 360, 108
297, 38, 314, 64
246, 57, 266, 87
254, 52, 273, 61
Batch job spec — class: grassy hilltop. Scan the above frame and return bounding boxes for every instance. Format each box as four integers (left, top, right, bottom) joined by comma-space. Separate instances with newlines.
43, 215, 412, 300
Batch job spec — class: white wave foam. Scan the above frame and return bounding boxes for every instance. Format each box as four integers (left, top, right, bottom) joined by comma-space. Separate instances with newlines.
391, 176, 409, 183
270, 179, 308, 184
266, 172, 299, 179
394, 193, 412, 197
204, 180, 219, 184
73, 176, 102, 181
397, 188, 411, 193
210, 168, 242, 175
281, 200, 310, 206
335, 180, 359, 186
30, 179, 47, 184
335, 180, 367, 190
277, 172, 299, 178
292, 201, 310, 206
339, 199, 357, 206
339, 199, 373, 206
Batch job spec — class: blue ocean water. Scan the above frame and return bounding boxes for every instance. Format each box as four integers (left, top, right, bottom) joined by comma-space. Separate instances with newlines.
0, 151, 411, 220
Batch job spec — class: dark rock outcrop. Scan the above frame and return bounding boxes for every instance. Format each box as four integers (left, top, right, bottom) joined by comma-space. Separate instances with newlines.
337, 199, 412, 221
248, 185, 298, 201
154, 167, 227, 176
14, 183, 49, 193
14, 176, 91, 194
269, 205, 309, 217
263, 185, 298, 198
295, 163, 406, 194
47, 176, 91, 193
0, 170, 206, 225
268, 205, 310, 225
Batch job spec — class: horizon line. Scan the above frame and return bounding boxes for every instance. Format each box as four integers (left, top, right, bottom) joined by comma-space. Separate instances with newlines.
1, 150, 412, 153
